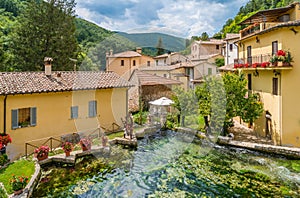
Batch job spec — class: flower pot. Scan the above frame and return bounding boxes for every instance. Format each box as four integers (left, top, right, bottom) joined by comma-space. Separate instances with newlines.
37, 154, 48, 161
14, 189, 23, 195
81, 145, 88, 151
65, 151, 71, 157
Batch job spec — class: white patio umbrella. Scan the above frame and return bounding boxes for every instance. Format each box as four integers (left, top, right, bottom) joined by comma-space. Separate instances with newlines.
149, 97, 174, 106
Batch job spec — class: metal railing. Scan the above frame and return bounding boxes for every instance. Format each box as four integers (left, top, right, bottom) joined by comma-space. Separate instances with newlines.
234, 54, 272, 66
25, 137, 62, 158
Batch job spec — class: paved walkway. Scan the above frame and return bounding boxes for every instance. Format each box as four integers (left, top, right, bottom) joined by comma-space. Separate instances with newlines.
228, 121, 273, 145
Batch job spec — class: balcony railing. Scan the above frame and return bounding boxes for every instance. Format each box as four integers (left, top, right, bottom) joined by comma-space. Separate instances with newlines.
240, 22, 282, 38
234, 53, 292, 69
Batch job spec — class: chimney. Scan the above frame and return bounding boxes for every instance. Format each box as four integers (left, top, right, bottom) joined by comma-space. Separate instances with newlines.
44, 57, 53, 76
136, 47, 142, 54
109, 49, 113, 56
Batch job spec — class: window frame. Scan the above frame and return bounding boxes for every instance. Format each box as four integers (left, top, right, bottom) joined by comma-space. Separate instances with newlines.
12, 107, 37, 129
71, 106, 78, 119
272, 77, 278, 95
272, 41, 278, 55
88, 100, 97, 118
247, 73, 252, 91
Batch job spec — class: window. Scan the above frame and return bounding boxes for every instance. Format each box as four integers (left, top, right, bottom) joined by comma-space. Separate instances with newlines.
133, 60, 136, 66
71, 106, 78, 119
247, 46, 252, 65
163, 74, 167, 78
229, 44, 233, 51
272, 41, 278, 55
147, 61, 150, 66
272, 78, 278, 95
208, 68, 212, 75
12, 107, 36, 129
176, 76, 180, 81
164, 59, 166, 64
88, 101, 97, 117
247, 74, 252, 90
121, 60, 124, 66
156, 60, 158, 66
216, 45, 219, 50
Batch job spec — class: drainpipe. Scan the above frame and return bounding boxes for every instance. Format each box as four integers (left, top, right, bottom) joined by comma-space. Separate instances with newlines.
3, 95, 7, 135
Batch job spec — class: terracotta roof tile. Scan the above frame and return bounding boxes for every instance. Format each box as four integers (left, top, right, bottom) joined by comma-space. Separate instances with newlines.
0, 71, 131, 95
108, 51, 142, 58
132, 70, 182, 86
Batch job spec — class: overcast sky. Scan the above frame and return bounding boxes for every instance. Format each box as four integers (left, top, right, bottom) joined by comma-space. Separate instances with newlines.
75, 0, 248, 38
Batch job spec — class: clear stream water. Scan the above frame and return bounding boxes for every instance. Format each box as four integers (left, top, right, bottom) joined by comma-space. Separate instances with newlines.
33, 130, 300, 197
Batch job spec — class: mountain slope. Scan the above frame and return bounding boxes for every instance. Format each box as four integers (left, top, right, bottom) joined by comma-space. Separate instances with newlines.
117, 32, 187, 53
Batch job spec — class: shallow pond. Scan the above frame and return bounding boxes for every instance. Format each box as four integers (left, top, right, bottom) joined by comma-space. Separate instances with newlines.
33, 130, 300, 197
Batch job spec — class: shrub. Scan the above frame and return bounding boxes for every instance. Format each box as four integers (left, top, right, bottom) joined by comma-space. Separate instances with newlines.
0, 154, 8, 166
10, 175, 29, 191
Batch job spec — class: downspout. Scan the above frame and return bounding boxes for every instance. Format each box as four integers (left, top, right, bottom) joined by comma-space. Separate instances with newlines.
3, 95, 7, 135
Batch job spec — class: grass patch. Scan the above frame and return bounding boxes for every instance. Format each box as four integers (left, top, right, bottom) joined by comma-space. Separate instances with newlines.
0, 159, 35, 194
107, 131, 124, 140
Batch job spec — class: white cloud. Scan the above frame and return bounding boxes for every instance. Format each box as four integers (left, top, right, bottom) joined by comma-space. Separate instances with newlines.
75, 0, 248, 38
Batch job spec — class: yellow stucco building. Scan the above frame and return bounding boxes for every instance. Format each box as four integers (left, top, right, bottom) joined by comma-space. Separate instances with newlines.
0, 59, 131, 159
235, 2, 300, 147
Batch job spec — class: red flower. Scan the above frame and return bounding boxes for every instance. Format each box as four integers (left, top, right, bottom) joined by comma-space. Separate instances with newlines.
0, 134, 12, 146
277, 50, 286, 56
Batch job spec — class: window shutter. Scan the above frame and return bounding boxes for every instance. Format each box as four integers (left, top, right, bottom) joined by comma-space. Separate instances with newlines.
11, 109, 18, 129
30, 107, 37, 126
89, 101, 97, 117
71, 106, 78, 119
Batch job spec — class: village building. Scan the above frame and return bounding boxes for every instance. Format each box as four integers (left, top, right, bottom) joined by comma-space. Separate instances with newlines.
222, 33, 239, 66
190, 39, 225, 61
153, 52, 188, 66
0, 58, 131, 159
106, 47, 154, 80
234, 2, 300, 147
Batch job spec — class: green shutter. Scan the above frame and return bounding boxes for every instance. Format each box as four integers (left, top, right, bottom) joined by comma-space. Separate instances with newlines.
11, 109, 18, 129
30, 107, 37, 126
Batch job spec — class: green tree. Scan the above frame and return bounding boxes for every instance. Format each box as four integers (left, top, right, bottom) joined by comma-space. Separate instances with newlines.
12, 0, 78, 71
156, 37, 164, 56
195, 72, 263, 135
215, 58, 225, 67
172, 86, 197, 127
200, 32, 209, 41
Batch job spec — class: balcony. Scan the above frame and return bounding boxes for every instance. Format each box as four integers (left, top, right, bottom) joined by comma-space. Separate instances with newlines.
234, 53, 293, 70
240, 22, 282, 38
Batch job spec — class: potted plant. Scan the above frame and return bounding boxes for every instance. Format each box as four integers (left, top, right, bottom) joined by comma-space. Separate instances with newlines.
62, 142, 73, 157
10, 175, 29, 195
79, 138, 91, 151
0, 134, 12, 154
34, 145, 50, 161
283, 51, 293, 66
270, 55, 278, 66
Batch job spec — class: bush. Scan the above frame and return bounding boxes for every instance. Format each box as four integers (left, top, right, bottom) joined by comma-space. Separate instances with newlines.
133, 111, 148, 125
0, 185, 8, 198
0, 154, 8, 166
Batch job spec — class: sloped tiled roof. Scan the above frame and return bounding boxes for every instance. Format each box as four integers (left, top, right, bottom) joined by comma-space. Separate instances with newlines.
140, 65, 180, 71
108, 51, 142, 58
195, 39, 225, 45
131, 70, 182, 86
224, 33, 239, 41
0, 71, 131, 95
239, 20, 300, 41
